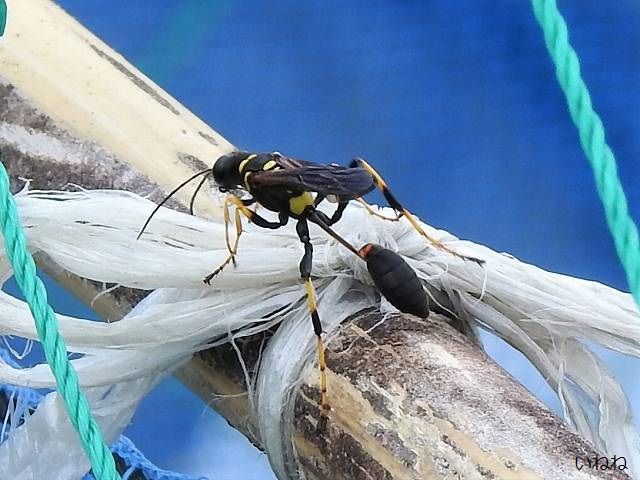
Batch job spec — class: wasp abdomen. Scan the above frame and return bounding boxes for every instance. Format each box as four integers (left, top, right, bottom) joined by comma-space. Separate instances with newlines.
360, 244, 430, 318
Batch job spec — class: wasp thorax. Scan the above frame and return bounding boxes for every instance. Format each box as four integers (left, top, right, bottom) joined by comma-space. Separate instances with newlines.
212, 151, 249, 191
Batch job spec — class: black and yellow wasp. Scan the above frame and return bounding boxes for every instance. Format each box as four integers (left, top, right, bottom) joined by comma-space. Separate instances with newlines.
138, 151, 482, 414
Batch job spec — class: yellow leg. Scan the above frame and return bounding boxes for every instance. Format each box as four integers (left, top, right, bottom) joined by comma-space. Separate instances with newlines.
204, 197, 243, 284
223, 195, 235, 259
226, 194, 255, 219
204, 194, 288, 284
355, 197, 401, 221
354, 158, 484, 265
304, 278, 330, 416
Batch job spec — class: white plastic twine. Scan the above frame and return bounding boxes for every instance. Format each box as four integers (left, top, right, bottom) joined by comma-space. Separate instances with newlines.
0, 188, 638, 479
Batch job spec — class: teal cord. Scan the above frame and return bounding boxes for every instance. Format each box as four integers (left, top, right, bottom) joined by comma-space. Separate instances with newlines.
531, 0, 640, 308
0, 159, 121, 479
0, 0, 6, 36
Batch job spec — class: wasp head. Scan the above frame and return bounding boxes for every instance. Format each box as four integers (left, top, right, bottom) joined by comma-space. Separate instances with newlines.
212, 151, 248, 192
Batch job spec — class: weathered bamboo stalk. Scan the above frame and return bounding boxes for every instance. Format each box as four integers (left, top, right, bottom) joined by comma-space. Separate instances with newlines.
0, 1, 628, 479
294, 310, 634, 479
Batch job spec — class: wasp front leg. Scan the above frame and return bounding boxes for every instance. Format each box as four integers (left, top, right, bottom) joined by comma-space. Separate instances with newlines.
223, 195, 241, 262
204, 198, 243, 284
296, 218, 330, 416
204, 194, 287, 284
351, 157, 484, 265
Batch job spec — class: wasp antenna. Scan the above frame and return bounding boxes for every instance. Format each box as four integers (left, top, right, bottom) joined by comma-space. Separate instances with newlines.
137, 168, 211, 240
189, 174, 210, 215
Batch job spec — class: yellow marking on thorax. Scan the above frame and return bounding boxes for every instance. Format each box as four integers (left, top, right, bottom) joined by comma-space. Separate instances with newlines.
289, 191, 314, 215
263, 160, 277, 170
244, 171, 252, 189
238, 154, 257, 174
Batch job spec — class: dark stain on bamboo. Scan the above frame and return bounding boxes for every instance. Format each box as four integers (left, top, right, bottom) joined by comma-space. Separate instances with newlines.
198, 131, 219, 146
366, 423, 417, 469
178, 152, 210, 173
295, 388, 394, 480
88, 44, 180, 116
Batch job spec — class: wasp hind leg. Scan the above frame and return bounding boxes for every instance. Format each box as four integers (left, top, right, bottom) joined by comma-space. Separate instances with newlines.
355, 197, 401, 222
296, 218, 330, 417
203, 195, 287, 284
351, 157, 484, 265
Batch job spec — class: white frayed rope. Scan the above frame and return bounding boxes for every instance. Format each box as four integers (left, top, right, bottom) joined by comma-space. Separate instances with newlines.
0, 188, 638, 479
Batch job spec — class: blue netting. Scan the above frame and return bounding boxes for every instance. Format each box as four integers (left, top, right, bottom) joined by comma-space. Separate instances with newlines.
0, 349, 200, 480
83, 436, 205, 480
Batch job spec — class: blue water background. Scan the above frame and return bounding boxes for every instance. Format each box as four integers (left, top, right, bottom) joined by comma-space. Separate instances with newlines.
10, 1, 640, 478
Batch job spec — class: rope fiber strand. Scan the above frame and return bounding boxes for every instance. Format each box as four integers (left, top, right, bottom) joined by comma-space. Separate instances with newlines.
0, 159, 121, 479
531, 0, 640, 308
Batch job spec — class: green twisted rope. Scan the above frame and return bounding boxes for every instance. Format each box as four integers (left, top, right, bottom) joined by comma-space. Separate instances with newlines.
0, 166, 121, 480
531, 0, 640, 307
0, 0, 5, 36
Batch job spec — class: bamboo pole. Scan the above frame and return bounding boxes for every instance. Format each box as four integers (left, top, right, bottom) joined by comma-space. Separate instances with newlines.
0, 1, 629, 479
